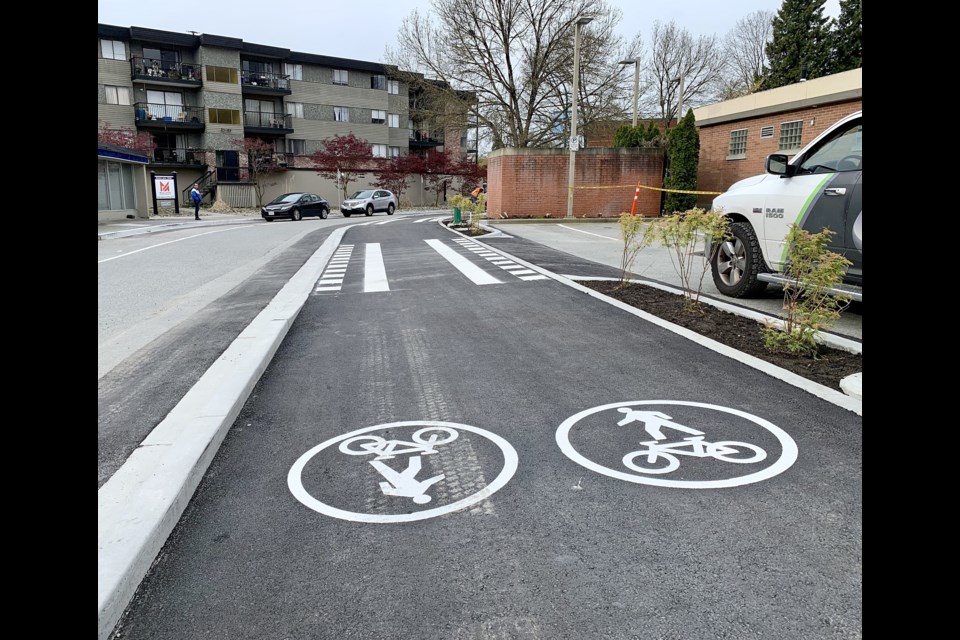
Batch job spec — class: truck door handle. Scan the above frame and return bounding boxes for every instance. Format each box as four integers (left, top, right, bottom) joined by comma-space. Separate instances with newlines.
824, 187, 847, 196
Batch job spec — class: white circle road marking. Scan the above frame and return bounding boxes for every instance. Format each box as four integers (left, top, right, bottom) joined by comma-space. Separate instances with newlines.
555, 401, 798, 489
288, 421, 519, 523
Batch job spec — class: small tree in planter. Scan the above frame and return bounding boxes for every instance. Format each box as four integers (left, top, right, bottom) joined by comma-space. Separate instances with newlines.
646, 207, 728, 312
448, 193, 486, 235
762, 224, 852, 357
617, 213, 655, 289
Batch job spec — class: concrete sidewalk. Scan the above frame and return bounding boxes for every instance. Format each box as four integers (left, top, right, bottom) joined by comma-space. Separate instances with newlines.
98, 212, 262, 240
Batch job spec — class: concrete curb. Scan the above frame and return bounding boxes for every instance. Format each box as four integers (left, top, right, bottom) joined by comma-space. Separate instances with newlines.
97, 226, 347, 640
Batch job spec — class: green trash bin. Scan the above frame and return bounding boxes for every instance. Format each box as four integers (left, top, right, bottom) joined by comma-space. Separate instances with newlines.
453, 207, 462, 224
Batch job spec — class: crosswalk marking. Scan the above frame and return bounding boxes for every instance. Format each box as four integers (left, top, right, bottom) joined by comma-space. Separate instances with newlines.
364, 243, 390, 292
425, 239, 501, 285
451, 238, 550, 282
316, 245, 354, 293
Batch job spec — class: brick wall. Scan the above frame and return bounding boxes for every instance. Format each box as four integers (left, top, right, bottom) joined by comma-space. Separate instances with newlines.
486, 147, 664, 218
696, 99, 862, 205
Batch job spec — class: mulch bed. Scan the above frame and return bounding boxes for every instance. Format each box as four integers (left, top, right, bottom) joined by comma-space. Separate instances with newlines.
579, 281, 862, 391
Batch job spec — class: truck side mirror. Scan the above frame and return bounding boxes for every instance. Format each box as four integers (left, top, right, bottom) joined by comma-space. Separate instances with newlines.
766, 154, 794, 177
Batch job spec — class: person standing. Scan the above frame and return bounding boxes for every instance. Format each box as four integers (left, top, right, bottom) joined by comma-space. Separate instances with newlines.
190, 184, 202, 220
470, 185, 484, 204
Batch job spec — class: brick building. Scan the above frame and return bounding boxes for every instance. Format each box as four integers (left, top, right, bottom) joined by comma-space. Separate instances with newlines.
693, 68, 862, 205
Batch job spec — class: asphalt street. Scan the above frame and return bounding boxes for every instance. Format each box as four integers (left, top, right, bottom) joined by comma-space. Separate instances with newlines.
106, 218, 862, 640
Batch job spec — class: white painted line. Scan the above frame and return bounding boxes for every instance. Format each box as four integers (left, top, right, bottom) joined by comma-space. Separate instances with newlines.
492, 260, 514, 265
441, 227, 861, 416
509, 269, 537, 276
364, 243, 390, 292
499, 264, 526, 270
98, 226, 251, 263
98, 225, 353, 640
317, 278, 344, 285
425, 239, 501, 285
375, 219, 395, 225
557, 224, 622, 241
412, 217, 431, 224
519, 275, 549, 281
324, 269, 347, 274
432, 216, 448, 222
314, 286, 341, 292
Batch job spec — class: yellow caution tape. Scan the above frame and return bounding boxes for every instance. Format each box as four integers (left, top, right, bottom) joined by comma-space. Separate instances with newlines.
570, 183, 723, 195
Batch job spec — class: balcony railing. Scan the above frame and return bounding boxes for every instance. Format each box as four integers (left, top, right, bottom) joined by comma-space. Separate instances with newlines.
151, 147, 205, 166
409, 129, 444, 145
135, 103, 205, 127
131, 57, 202, 83
241, 71, 291, 91
243, 111, 292, 130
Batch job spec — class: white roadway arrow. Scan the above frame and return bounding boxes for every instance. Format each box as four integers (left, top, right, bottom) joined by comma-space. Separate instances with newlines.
616, 409, 704, 441
369, 456, 445, 505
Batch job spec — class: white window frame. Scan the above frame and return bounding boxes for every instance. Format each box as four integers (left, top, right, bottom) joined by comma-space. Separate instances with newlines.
282, 138, 306, 155
371, 109, 386, 124
387, 113, 400, 128
727, 128, 748, 160
284, 63, 303, 81
104, 85, 132, 106
389, 146, 401, 158
333, 69, 349, 85
371, 75, 386, 90
286, 102, 304, 118
779, 120, 804, 151
371, 144, 388, 158
101, 39, 126, 61
334, 106, 350, 122
388, 80, 400, 95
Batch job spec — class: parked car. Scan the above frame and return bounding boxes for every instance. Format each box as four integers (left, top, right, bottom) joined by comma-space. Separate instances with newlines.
340, 189, 397, 217
709, 110, 862, 301
261, 192, 330, 221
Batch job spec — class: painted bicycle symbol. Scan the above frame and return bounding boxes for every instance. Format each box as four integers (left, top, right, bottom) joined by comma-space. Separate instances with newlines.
617, 408, 767, 475
338, 427, 460, 505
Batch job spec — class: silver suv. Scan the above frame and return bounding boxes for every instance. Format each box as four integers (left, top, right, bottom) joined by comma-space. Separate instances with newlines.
340, 189, 397, 217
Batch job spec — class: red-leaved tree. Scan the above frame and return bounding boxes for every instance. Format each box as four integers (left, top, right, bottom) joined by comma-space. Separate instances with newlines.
373, 154, 425, 204
419, 152, 487, 206
98, 126, 157, 155
309, 133, 374, 199
233, 137, 284, 207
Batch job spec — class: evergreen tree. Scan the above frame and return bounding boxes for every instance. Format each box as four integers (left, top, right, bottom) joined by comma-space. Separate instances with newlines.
663, 110, 699, 215
832, 0, 862, 71
766, 0, 832, 88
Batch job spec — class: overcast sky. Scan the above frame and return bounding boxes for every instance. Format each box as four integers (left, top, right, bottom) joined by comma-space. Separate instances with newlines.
98, 0, 840, 65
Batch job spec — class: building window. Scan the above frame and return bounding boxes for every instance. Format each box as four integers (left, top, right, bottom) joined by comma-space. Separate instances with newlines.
334, 106, 350, 122
104, 85, 132, 106
371, 75, 386, 90
760, 125, 774, 139
146, 90, 183, 120
101, 39, 126, 60
387, 113, 400, 128
371, 110, 386, 124
372, 144, 388, 158
333, 69, 349, 85
727, 128, 747, 159
206, 65, 239, 84
286, 102, 304, 118
209, 108, 241, 125
388, 80, 400, 95
98, 160, 136, 210
389, 146, 401, 158
284, 63, 303, 81
779, 120, 803, 151
279, 139, 306, 155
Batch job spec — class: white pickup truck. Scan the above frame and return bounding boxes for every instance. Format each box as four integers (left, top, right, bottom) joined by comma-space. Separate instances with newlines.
710, 110, 862, 301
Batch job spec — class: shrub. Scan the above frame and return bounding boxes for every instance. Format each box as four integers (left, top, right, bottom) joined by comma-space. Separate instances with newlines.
663, 110, 699, 214
617, 213, 654, 288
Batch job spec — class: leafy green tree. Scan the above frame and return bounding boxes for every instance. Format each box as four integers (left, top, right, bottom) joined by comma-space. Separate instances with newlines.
832, 0, 862, 72
766, 0, 832, 88
663, 110, 699, 214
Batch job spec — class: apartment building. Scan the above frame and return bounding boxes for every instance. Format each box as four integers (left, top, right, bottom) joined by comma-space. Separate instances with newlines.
98, 24, 427, 218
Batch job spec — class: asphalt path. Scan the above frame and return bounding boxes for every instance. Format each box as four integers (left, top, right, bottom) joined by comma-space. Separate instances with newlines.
108, 220, 862, 640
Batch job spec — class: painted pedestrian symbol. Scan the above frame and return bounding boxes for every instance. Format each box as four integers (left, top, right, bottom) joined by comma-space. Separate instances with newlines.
338, 427, 460, 504
556, 401, 797, 489
288, 421, 518, 523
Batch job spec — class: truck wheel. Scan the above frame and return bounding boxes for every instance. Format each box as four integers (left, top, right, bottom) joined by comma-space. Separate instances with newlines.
711, 221, 768, 298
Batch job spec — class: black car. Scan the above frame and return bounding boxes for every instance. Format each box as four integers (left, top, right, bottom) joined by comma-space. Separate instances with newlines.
261, 192, 330, 221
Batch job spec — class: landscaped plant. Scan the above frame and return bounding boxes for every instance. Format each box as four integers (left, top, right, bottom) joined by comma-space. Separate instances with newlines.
663, 110, 700, 215
646, 207, 729, 311
448, 193, 487, 235
762, 224, 852, 357
617, 213, 654, 288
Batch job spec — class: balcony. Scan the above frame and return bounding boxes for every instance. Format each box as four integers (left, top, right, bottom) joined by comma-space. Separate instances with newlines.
131, 57, 202, 88
149, 147, 206, 167
244, 112, 293, 135
135, 103, 205, 130
409, 129, 444, 149
241, 71, 292, 96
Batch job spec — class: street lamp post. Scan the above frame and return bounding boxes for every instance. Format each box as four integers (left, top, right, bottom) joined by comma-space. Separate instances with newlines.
618, 58, 640, 127
566, 16, 593, 220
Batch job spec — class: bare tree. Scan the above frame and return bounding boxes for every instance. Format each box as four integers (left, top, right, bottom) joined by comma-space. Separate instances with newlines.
643, 21, 726, 123
720, 10, 775, 99
386, 0, 638, 149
